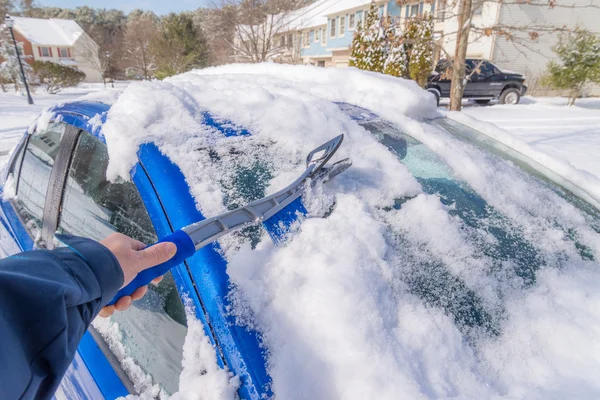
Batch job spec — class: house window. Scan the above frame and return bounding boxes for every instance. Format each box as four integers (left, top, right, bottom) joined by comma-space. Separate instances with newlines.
348, 14, 356, 30
40, 47, 50, 57
322, 28, 327, 45
58, 47, 69, 58
410, 4, 420, 16
303, 31, 310, 47
314, 29, 319, 43
437, 0, 447, 21
340, 16, 345, 36
379, 5, 385, 17
330, 18, 336, 38
280, 35, 286, 48
287, 34, 293, 49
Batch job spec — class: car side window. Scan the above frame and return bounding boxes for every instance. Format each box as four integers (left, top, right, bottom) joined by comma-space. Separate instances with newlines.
13, 123, 67, 239
57, 130, 156, 243
57, 130, 187, 395
479, 62, 496, 77
465, 60, 474, 76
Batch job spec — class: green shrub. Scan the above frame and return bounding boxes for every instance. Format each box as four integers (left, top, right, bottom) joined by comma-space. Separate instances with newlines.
32, 61, 86, 94
542, 28, 600, 105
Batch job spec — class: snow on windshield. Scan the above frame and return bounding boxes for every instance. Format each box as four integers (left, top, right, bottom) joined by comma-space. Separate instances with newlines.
101, 64, 600, 399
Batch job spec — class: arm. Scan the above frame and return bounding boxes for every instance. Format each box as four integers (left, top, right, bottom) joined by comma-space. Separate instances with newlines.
0, 233, 175, 400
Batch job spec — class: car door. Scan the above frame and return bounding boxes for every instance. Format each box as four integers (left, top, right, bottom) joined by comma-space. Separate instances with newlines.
0, 122, 72, 254
53, 127, 190, 397
0, 122, 124, 398
470, 61, 501, 98
433, 60, 452, 97
462, 60, 478, 97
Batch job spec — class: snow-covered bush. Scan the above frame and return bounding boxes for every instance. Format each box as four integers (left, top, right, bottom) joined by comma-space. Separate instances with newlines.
349, 3, 433, 85
32, 61, 86, 94
382, 16, 407, 77
404, 15, 433, 87
349, 1, 386, 73
542, 28, 600, 106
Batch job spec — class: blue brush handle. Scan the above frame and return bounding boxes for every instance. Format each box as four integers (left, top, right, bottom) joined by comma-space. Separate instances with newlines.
106, 230, 196, 306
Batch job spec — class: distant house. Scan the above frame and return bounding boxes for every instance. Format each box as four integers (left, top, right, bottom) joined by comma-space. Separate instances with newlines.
265, 0, 600, 94
10, 17, 102, 83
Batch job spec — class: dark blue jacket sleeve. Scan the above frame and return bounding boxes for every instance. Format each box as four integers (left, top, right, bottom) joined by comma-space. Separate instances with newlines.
0, 235, 124, 400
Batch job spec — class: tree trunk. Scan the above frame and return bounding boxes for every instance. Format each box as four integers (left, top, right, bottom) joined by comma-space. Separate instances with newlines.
449, 0, 473, 111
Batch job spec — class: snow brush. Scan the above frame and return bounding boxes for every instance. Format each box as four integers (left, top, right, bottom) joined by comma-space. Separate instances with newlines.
107, 134, 349, 306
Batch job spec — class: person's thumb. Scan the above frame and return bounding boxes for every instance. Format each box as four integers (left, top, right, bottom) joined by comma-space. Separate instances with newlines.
137, 242, 177, 271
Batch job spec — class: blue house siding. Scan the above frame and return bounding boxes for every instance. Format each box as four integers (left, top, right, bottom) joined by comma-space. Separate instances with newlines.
387, 0, 403, 17
295, 0, 434, 64
302, 28, 331, 57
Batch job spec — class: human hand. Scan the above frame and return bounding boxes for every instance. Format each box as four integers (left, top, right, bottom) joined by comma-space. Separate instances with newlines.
98, 233, 177, 318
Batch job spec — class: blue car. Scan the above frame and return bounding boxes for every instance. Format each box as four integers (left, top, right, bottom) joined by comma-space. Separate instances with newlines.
1, 68, 599, 399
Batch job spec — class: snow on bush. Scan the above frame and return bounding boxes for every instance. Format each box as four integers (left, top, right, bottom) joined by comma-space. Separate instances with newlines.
97, 64, 600, 399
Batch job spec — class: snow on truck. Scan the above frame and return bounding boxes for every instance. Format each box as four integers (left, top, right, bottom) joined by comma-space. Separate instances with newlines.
1, 64, 599, 399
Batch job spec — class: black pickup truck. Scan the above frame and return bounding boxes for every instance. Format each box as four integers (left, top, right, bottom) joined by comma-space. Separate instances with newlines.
426, 59, 528, 105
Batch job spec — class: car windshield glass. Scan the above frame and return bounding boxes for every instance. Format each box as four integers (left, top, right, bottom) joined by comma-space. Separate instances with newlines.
193, 136, 275, 255
341, 105, 599, 337
431, 117, 600, 218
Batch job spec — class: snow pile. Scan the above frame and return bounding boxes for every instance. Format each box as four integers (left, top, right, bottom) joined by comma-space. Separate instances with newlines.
99, 64, 600, 399
99, 298, 238, 400
462, 98, 600, 182
445, 110, 600, 206
171, 299, 239, 400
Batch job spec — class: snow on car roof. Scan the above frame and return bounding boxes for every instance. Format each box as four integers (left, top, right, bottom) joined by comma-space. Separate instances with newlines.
99, 64, 600, 399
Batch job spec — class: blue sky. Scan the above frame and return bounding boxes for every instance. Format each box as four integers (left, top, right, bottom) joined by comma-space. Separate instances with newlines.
39, 0, 212, 15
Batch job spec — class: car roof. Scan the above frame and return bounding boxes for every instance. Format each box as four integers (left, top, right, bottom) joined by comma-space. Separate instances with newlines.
49, 101, 111, 143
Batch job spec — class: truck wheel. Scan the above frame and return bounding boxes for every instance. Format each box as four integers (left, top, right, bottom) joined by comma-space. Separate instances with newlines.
499, 88, 521, 105
427, 88, 440, 106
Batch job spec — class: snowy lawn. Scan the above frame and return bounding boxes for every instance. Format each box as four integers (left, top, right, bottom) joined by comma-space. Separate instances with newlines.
458, 97, 600, 180
0, 82, 128, 162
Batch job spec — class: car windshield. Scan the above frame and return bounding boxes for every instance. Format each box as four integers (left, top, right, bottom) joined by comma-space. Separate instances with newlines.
341, 104, 599, 335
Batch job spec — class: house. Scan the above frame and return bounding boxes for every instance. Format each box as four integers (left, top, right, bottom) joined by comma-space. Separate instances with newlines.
10, 17, 102, 83
269, 0, 599, 93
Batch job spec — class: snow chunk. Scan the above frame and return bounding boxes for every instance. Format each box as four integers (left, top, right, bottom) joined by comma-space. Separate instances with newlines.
171, 299, 239, 400
2, 174, 16, 201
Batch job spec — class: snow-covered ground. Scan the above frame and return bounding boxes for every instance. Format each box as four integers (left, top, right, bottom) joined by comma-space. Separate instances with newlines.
0, 83, 127, 163
461, 97, 600, 180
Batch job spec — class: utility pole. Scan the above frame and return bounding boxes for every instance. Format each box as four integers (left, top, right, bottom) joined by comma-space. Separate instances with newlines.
4, 15, 34, 105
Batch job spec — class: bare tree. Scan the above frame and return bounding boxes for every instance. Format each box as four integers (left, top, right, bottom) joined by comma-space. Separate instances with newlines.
123, 12, 159, 80
217, 0, 308, 63
430, 0, 600, 110
80, 40, 114, 87
192, 7, 237, 66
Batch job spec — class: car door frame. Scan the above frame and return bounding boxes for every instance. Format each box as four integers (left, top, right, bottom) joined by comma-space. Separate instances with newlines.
469, 60, 502, 99
54, 109, 212, 398
462, 59, 479, 97
0, 106, 211, 398
0, 115, 136, 398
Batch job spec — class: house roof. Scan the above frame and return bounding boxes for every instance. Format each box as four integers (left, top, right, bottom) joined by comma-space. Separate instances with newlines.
11, 17, 84, 46
284, 0, 375, 30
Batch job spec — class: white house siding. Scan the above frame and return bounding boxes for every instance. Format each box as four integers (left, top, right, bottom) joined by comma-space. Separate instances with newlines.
440, 1, 501, 60
492, 0, 600, 95
73, 33, 103, 83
